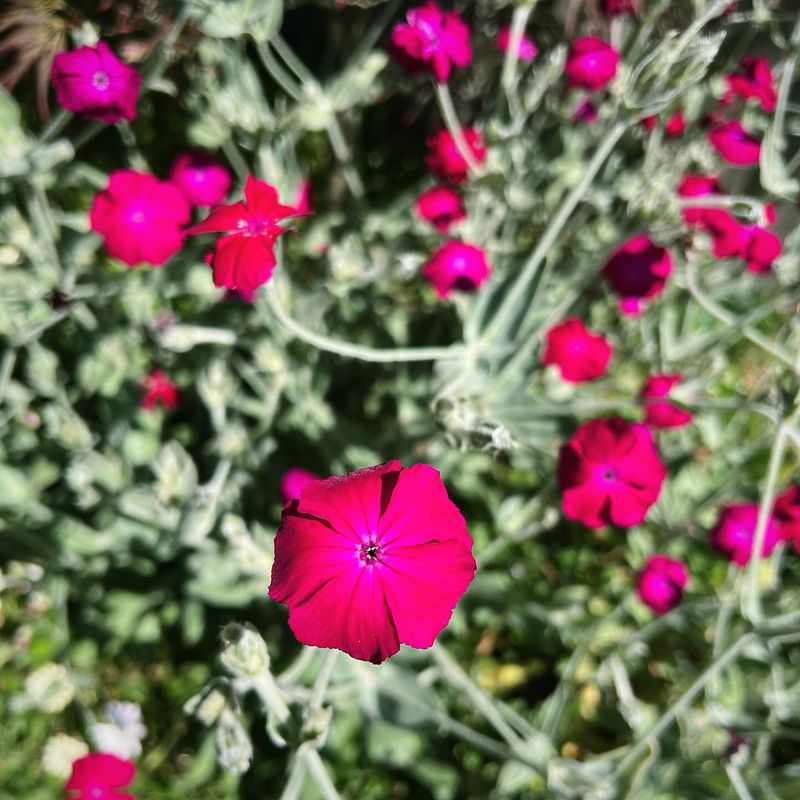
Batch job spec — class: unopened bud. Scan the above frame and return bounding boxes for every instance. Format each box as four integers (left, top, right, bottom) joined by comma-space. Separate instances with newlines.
220, 623, 270, 678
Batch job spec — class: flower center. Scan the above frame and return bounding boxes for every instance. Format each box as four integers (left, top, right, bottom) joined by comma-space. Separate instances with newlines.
236, 217, 277, 238
130, 210, 145, 224
601, 467, 618, 482
359, 540, 382, 564
92, 70, 110, 90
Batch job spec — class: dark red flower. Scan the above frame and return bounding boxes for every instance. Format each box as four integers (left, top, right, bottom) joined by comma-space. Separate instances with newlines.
170, 152, 232, 207
602, 235, 672, 315
541, 318, 612, 383
140, 369, 179, 411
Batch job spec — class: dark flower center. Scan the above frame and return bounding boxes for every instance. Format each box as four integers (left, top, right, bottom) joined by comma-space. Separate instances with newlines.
360, 540, 382, 563
602, 467, 618, 482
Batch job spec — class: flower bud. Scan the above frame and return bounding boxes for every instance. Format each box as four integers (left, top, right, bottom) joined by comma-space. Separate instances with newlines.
220, 622, 270, 678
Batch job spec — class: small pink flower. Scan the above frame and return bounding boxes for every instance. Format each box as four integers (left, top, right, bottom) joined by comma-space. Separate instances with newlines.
169, 153, 232, 207
602, 235, 672, 316
565, 37, 619, 92
641, 374, 693, 429
66, 752, 136, 800
292, 179, 313, 216
425, 128, 487, 183
724, 57, 777, 112
637, 555, 689, 614
422, 240, 491, 298
602, 0, 637, 15
678, 174, 722, 226
708, 120, 761, 165
90, 170, 191, 267
572, 98, 598, 124
389, 2, 472, 83
414, 185, 466, 231
496, 27, 538, 62
774, 485, 800, 551
541, 318, 612, 383
140, 369, 179, 411
664, 109, 686, 137
51, 42, 142, 123
557, 417, 667, 529
269, 461, 476, 664
710, 503, 780, 567
280, 468, 320, 503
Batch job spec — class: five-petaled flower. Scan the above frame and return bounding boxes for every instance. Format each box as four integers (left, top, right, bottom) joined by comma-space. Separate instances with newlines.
602, 235, 672, 316
415, 185, 467, 232
709, 503, 780, 567
542, 318, 612, 383
564, 37, 619, 92
66, 752, 137, 800
724, 57, 776, 112
637, 555, 689, 614
422, 240, 491, 298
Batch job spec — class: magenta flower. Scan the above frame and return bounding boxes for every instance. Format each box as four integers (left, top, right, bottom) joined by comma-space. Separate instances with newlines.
389, 2, 472, 83
280, 468, 320, 504
422, 240, 491, 298
292, 179, 313, 216
51, 42, 142, 123
602, 0, 636, 15
708, 121, 761, 165
564, 37, 619, 92
90, 170, 190, 267
425, 128, 486, 184
664, 109, 687, 137
169, 153, 232, 207
710, 503, 780, 567
637, 555, 689, 614
414, 185, 466, 232
186, 174, 295, 293
724, 57, 777, 112
269, 461, 476, 664
557, 417, 666, 529
641, 374, 692, 429
701, 210, 782, 273
678, 174, 722, 226
572, 98, 598, 125
602, 235, 672, 316
66, 752, 136, 800
496, 27, 538, 62
640, 115, 658, 134
774, 486, 800, 552
541, 318, 612, 383
140, 369, 179, 411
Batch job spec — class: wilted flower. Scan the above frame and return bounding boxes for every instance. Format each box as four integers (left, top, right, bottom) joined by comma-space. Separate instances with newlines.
280, 467, 321, 503
602, 235, 672, 315
637, 555, 689, 614
140, 369, 179, 411
678, 174, 722, 226
169, 152, 232, 207
641, 374, 693, 429
51, 41, 142, 123
269, 461, 476, 664
541, 318, 612, 383
723, 57, 776, 112
425, 128, 486, 183
710, 503, 780, 566
65, 753, 136, 800
564, 37, 619, 92
774, 485, 800, 551
708, 120, 761, 165
414, 185, 466, 232
422, 240, 491, 298
90, 170, 191, 266
496, 27, 538, 62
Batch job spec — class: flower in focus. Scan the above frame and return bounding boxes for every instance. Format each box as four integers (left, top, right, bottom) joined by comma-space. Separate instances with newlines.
389, 2, 471, 83
700, 209, 782, 273
637, 555, 689, 614
557, 417, 667, 529
169, 152, 231, 207
280, 468, 320, 503
602, 235, 672, 316
414, 185, 466, 232
564, 37, 619, 92
774, 485, 800, 551
186, 174, 295, 293
269, 461, 476, 664
496, 27, 538, 61
65, 752, 136, 800
572, 98, 598, 124
724, 57, 776, 112
90, 170, 191, 267
678, 174, 722, 226
709, 503, 780, 567
641, 374, 693, 429
425, 128, 486, 183
140, 369, 179, 412
51, 41, 142, 123
664, 108, 686, 137
708, 120, 761, 165
422, 240, 491, 298
541, 318, 612, 383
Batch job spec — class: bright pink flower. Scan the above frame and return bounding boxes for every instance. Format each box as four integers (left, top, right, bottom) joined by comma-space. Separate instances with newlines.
140, 369, 179, 411
186, 174, 295, 293
701, 210, 782, 273
602, 235, 672, 316
169, 153, 231, 207
708, 120, 761, 165
269, 461, 476, 664
66, 753, 136, 800
414, 185, 466, 231
637, 555, 689, 614
572, 98, 598, 124
280, 468, 320, 503
602, 0, 636, 15
541, 318, 612, 383
557, 417, 666, 529
425, 128, 486, 184
292, 179, 313, 216
641, 374, 692, 429
422, 240, 491, 298
678, 174, 722, 226
496, 27, 538, 62
774, 485, 800, 551
564, 37, 619, 92
90, 170, 190, 267
724, 57, 776, 112
389, 2, 471, 83
51, 42, 141, 123
709, 503, 780, 567
664, 109, 686, 137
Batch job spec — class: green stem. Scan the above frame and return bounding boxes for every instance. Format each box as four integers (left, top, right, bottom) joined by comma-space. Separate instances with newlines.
434, 83, 483, 177
222, 137, 250, 183
725, 761, 756, 800
37, 108, 70, 144
258, 43, 305, 102
278, 751, 308, 800
304, 749, 341, 800
501, 3, 535, 113
309, 650, 338, 712
326, 115, 365, 199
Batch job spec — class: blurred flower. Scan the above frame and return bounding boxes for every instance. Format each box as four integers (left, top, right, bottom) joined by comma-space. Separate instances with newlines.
414, 185, 466, 232
678, 173, 722, 226
708, 120, 761, 165
140, 369, 179, 411
601, 0, 636, 15
541, 318, 612, 383
664, 108, 686, 137
572, 98, 598, 124
496, 27, 537, 62
557, 418, 666, 529
700, 209, 782, 273
90, 170, 190, 266
90, 702, 147, 760
641, 374, 693, 429
292, 178, 313, 216
269, 461, 476, 664
564, 37, 619, 92
640, 115, 657, 134
280, 467, 321, 503
637, 555, 689, 614
774, 485, 800, 551
51, 41, 141, 123
389, 1, 471, 83
709, 503, 780, 566
422, 240, 491, 298
187, 174, 295, 293
723, 57, 776, 112
602, 234, 672, 316
425, 128, 486, 183
65, 752, 136, 800
169, 152, 232, 207
42, 734, 89, 780
13, 662, 74, 713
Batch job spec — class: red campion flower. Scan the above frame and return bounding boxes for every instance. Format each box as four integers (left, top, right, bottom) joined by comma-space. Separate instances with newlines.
641, 374, 693, 429
664, 109, 686, 137
280, 468, 320, 504
414, 185, 466, 232
724, 57, 777, 112
637, 555, 689, 614
700, 209, 782, 274
601, 235, 672, 316
422, 240, 491, 298
140, 369, 179, 411
564, 37, 619, 92
169, 152, 232, 207
66, 753, 136, 800
541, 318, 612, 383
425, 128, 486, 184
708, 120, 761, 165
710, 504, 780, 567
678, 174, 722, 226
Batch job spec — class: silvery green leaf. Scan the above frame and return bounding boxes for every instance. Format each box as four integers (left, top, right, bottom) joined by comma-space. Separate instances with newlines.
0, 87, 29, 177
215, 709, 253, 774
158, 324, 237, 352
328, 52, 388, 111
29, 140, 75, 173
547, 758, 618, 800
152, 442, 198, 505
